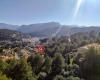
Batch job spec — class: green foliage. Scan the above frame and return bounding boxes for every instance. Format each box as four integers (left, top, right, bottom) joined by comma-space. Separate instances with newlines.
28, 54, 44, 74
0, 48, 3, 53
52, 53, 65, 75
66, 76, 80, 80
5, 58, 36, 80
80, 47, 100, 80
2, 33, 100, 80
42, 56, 52, 74
38, 72, 47, 80
0, 73, 11, 80
0, 60, 8, 72
53, 75, 65, 80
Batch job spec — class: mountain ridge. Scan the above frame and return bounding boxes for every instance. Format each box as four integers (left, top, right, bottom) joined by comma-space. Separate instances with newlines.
0, 22, 100, 37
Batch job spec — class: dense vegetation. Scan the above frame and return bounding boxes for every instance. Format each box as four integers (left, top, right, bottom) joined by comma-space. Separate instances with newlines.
0, 31, 100, 80
0, 46, 100, 80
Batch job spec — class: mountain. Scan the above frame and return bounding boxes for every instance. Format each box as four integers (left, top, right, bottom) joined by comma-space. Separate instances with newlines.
0, 22, 100, 37
17, 22, 75, 37
17, 22, 100, 37
18, 22, 60, 32
0, 23, 19, 30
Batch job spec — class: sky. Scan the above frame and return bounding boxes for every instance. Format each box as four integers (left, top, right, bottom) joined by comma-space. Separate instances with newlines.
0, 0, 100, 26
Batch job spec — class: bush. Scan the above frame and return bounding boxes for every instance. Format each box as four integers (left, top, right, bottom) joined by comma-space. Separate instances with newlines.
66, 76, 80, 80
0, 72, 11, 80
5, 58, 36, 80
53, 75, 65, 80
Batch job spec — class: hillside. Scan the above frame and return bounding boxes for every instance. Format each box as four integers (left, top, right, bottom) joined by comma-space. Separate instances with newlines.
0, 22, 100, 37
0, 29, 30, 41
0, 23, 19, 30
17, 22, 100, 37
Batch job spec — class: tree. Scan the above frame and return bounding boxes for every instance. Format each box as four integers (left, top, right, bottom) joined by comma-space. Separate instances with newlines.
0, 60, 8, 72
66, 76, 80, 80
52, 53, 65, 75
5, 58, 36, 80
42, 56, 52, 74
28, 54, 44, 74
38, 72, 47, 80
0, 48, 3, 53
53, 75, 65, 80
0, 72, 11, 80
80, 47, 100, 80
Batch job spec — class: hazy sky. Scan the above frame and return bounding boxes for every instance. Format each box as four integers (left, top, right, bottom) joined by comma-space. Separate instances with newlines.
0, 0, 100, 26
